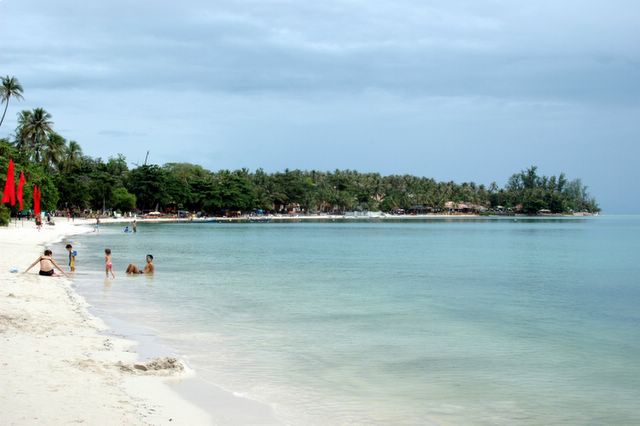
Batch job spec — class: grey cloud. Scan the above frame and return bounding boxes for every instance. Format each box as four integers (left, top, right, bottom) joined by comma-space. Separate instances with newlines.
2, 0, 639, 104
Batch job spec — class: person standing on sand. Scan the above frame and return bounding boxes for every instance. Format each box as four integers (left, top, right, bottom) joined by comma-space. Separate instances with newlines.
25, 249, 68, 277
126, 254, 154, 274
104, 248, 115, 279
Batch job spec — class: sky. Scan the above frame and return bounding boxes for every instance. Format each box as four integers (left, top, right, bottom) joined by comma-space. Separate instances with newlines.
1, 0, 639, 212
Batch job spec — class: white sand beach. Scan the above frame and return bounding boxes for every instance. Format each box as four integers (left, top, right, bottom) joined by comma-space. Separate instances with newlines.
0, 219, 211, 425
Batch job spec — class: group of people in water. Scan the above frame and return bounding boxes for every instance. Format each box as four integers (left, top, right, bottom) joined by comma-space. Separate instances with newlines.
25, 244, 154, 278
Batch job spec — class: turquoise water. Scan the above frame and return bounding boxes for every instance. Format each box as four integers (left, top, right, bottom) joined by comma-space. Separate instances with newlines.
67, 217, 640, 425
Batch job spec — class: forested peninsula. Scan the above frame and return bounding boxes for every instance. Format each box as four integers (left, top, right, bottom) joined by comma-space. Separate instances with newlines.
0, 77, 600, 222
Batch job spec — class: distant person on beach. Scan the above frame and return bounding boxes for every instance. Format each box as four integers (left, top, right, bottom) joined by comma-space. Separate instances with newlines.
66, 244, 76, 272
126, 254, 154, 275
25, 249, 68, 277
132, 220, 137, 233
35, 215, 42, 231
104, 248, 115, 279
94, 217, 100, 232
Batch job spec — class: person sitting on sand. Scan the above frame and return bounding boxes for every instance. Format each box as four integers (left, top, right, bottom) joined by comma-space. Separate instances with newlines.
25, 249, 68, 277
126, 254, 154, 274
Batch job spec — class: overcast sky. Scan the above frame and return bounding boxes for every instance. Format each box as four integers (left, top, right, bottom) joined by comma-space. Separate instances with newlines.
1, 0, 639, 212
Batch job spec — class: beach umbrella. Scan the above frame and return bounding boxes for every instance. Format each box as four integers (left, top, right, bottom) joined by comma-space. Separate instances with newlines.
1, 158, 16, 206
17, 171, 25, 211
33, 185, 41, 216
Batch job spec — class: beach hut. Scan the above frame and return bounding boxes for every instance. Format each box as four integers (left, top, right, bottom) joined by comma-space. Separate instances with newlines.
408, 205, 433, 215
457, 203, 469, 213
145, 211, 162, 219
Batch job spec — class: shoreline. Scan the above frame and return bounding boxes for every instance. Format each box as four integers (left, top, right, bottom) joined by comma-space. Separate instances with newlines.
67, 226, 282, 425
68, 212, 598, 226
0, 219, 211, 425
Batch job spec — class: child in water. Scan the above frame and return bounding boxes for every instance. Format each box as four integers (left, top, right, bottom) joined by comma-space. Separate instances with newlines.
66, 244, 76, 272
104, 248, 115, 279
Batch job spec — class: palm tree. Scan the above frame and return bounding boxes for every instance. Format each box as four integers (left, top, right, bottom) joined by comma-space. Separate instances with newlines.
0, 76, 25, 128
28, 108, 53, 162
63, 140, 83, 173
43, 132, 67, 171
14, 110, 33, 154
21, 108, 54, 163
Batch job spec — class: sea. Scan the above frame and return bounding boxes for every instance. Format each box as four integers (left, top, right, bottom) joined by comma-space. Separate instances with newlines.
63, 216, 640, 425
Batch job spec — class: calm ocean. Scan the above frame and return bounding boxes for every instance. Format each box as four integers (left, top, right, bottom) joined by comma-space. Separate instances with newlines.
65, 217, 640, 425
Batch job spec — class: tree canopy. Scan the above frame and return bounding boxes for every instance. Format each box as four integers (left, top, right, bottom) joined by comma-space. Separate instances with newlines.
0, 78, 600, 217
1, 130, 600, 216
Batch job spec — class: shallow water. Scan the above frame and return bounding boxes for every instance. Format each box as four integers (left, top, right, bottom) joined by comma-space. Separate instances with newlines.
66, 216, 640, 425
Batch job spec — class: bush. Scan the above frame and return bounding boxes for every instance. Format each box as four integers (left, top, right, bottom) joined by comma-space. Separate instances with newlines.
0, 205, 9, 226
112, 187, 137, 212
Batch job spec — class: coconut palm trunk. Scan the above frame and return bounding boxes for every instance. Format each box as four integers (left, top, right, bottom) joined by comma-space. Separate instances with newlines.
0, 76, 25, 128
0, 100, 9, 127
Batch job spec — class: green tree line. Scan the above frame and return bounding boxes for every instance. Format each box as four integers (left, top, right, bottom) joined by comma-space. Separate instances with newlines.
1, 76, 599, 220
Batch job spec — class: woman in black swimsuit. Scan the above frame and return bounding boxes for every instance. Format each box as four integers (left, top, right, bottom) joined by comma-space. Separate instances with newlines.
25, 249, 68, 277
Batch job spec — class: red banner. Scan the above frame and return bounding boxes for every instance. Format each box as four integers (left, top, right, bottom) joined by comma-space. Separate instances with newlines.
17, 171, 25, 211
33, 185, 41, 216
1, 159, 16, 206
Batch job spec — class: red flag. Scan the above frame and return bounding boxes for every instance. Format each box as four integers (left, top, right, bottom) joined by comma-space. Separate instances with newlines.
1, 159, 16, 206
34, 185, 41, 216
17, 171, 26, 211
